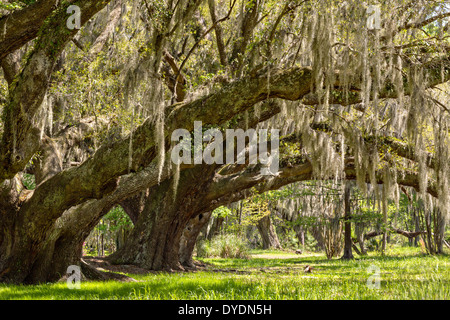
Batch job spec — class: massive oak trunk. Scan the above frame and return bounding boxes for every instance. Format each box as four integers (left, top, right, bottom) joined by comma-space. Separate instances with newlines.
0, 194, 113, 284
109, 165, 218, 271
0, 213, 81, 284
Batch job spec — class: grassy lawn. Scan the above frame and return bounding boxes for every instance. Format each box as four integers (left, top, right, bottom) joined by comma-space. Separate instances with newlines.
0, 247, 448, 300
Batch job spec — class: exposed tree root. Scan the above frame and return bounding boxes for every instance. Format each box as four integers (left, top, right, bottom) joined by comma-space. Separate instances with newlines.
58, 257, 141, 283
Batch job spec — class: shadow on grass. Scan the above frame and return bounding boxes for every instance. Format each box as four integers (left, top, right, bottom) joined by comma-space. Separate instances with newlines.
1, 249, 447, 300
2, 272, 447, 300
0, 276, 272, 300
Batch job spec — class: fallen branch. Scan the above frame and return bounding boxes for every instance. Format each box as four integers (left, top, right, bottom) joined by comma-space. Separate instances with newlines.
364, 228, 427, 240
393, 228, 427, 239
352, 244, 362, 255
79, 259, 137, 282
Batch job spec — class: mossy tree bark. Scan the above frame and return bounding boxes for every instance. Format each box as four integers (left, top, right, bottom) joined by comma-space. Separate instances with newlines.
256, 214, 282, 250
109, 165, 218, 271
341, 182, 354, 260
179, 211, 212, 268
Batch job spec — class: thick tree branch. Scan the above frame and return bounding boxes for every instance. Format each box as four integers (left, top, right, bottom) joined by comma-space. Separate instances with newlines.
0, 49, 24, 85
85, 0, 123, 61
15, 52, 449, 237
364, 228, 427, 240
0, 0, 112, 182
163, 50, 187, 102
0, 0, 59, 60
208, 0, 227, 66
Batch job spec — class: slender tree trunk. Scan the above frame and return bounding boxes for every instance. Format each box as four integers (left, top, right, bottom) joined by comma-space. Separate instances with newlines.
341, 183, 354, 259
355, 221, 367, 255
381, 186, 388, 255
293, 225, 305, 249
437, 210, 446, 254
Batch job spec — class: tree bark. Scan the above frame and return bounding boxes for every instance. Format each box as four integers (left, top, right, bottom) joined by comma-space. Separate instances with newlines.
310, 226, 325, 251
256, 214, 282, 250
119, 191, 148, 224
0, 0, 60, 60
109, 165, 218, 271
355, 221, 367, 255
179, 211, 212, 268
341, 183, 354, 259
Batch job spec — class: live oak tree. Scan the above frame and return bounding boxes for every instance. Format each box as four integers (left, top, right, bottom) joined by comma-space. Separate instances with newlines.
0, 0, 449, 283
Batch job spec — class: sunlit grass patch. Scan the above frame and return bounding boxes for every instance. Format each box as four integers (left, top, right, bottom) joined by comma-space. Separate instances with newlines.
0, 247, 448, 300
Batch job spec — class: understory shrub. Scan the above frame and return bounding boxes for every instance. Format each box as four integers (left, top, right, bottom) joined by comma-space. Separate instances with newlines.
196, 234, 250, 259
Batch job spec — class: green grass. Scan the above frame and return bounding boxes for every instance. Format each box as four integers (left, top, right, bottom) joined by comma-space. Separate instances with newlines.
0, 247, 448, 300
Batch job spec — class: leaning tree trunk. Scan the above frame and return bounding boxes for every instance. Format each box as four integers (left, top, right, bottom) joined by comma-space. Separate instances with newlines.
21, 199, 116, 283
17, 163, 174, 283
256, 214, 282, 250
0, 197, 75, 283
0, 165, 150, 284
0, 162, 100, 284
179, 211, 212, 268
0, 212, 85, 284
